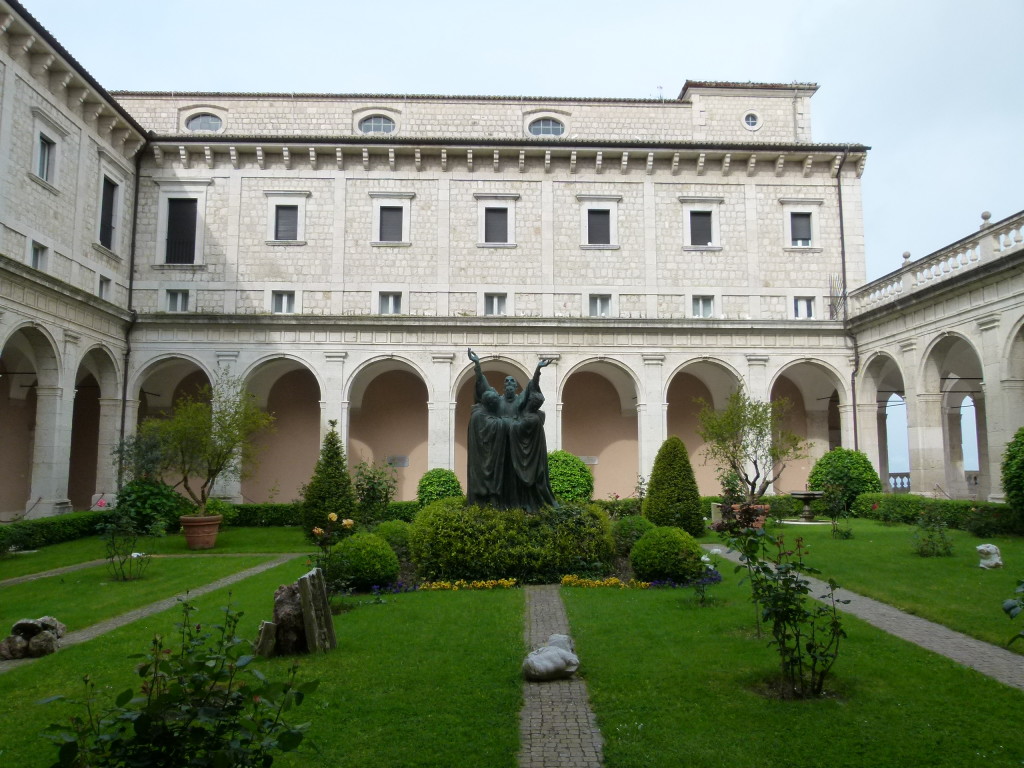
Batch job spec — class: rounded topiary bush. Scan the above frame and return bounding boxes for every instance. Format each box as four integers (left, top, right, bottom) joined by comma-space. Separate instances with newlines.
547, 450, 594, 503
807, 447, 882, 513
1002, 426, 1024, 514
629, 526, 704, 583
612, 514, 655, 557
416, 468, 464, 508
374, 519, 411, 561
115, 479, 193, 534
327, 532, 400, 591
642, 437, 704, 536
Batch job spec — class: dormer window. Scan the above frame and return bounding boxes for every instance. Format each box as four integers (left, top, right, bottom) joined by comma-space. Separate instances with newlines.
360, 115, 396, 134
185, 113, 223, 132
528, 117, 565, 136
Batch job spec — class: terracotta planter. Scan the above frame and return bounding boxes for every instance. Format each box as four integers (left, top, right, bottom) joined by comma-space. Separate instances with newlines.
180, 514, 223, 550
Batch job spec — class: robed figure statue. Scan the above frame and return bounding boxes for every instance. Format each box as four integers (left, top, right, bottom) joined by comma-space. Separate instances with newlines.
466, 348, 558, 513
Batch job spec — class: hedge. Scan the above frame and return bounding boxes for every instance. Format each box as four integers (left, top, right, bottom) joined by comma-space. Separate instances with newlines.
229, 503, 302, 527
851, 493, 1022, 536
0, 510, 109, 554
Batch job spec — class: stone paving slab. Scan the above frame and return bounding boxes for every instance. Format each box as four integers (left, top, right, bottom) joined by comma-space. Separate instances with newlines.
0, 553, 300, 674
518, 584, 603, 768
708, 544, 1024, 690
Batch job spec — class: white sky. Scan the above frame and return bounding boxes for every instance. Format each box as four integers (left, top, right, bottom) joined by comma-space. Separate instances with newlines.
20, 0, 1023, 282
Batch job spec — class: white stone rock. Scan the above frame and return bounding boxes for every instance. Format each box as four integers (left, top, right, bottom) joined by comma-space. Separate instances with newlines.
522, 644, 580, 681
977, 543, 1003, 569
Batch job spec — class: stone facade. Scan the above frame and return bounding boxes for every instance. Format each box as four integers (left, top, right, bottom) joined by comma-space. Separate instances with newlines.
0, 0, 1020, 517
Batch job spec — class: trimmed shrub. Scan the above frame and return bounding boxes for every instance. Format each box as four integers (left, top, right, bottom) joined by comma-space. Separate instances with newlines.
374, 519, 411, 561
807, 448, 882, 512
410, 499, 613, 582
629, 526, 704, 583
547, 451, 594, 503
642, 437, 704, 536
114, 479, 193, 534
327, 532, 400, 591
385, 500, 423, 523
612, 514, 656, 557
593, 497, 643, 518
0, 510, 108, 554
230, 503, 301, 527
299, 420, 357, 540
353, 460, 397, 525
416, 468, 463, 507
850, 492, 1022, 535
1002, 426, 1024, 513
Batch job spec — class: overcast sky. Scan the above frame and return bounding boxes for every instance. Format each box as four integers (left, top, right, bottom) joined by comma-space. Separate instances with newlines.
22, 0, 1023, 283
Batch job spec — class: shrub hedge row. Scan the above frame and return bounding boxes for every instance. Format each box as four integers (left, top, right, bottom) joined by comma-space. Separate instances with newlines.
851, 493, 1022, 536
0, 510, 109, 554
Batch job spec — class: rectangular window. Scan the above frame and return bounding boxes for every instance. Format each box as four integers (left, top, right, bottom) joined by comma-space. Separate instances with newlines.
379, 292, 402, 314
274, 205, 299, 241
272, 291, 295, 314
589, 294, 611, 317
587, 209, 611, 245
484, 207, 508, 243
167, 290, 190, 312
689, 211, 713, 247
165, 198, 198, 264
794, 296, 815, 319
99, 176, 118, 250
30, 241, 47, 270
791, 212, 812, 247
484, 293, 507, 316
692, 296, 714, 318
98, 276, 111, 301
379, 206, 403, 242
37, 134, 55, 182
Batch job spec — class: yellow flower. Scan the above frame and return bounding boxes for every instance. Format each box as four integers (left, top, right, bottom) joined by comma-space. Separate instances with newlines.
342, 518, 355, 528
311, 527, 325, 537
327, 513, 338, 522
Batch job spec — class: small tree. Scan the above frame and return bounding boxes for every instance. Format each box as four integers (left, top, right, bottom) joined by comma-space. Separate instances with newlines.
144, 371, 273, 515
1002, 426, 1024, 514
642, 436, 704, 536
697, 388, 806, 507
416, 468, 463, 507
547, 450, 594, 503
353, 459, 398, 524
300, 420, 357, 540
807, 448, 881, 513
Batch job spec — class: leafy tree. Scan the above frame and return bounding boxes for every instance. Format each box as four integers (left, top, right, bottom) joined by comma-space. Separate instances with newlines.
354, 459, 398, 524
143, 371, 273, 515
300, 419, 357, 540
1002, 426, 1024, 513
416, 468, 463, 507
642, 436, 704, 536
697, 388, 806, 506
547, 450, 594, 503
807, 447, 881, 513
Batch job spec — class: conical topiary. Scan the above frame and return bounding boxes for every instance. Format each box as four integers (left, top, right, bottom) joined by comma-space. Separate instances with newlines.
300, 420, 357, 540
642, 436, 704, 537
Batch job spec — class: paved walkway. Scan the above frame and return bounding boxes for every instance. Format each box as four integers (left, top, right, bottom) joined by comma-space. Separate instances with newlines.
0, 553, 300, 674
708, 544, 1024, 690
518, 584, 603, 768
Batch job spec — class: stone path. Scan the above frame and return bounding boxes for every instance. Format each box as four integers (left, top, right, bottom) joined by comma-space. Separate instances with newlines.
709, 544, 1024, 690
0, 553, 300, 674
518, 584, 603, 768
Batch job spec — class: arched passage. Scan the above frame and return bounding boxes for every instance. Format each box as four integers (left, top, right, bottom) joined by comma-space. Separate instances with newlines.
666, 360, 742, 495
348, 360, 428, 501
560, 361, 638, 500
243, 359, 322, 503
861, 353, 909, 492
68, 347, 119, 510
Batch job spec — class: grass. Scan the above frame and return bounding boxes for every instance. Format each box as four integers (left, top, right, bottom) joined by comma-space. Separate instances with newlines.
563, 581, 1024, 768
769, 518, 1024, 650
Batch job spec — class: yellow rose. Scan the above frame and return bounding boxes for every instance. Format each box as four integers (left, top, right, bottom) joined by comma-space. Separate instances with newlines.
312, 527, 325, 537
327, 513, 338, 522
342, 518, 354, 528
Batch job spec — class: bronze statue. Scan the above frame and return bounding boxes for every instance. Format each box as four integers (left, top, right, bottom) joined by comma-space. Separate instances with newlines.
466, 348, 557, 512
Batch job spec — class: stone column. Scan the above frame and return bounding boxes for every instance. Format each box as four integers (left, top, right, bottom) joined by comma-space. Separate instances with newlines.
428, 353, 456, 470
974, 314, 1009, 502
744, 354, 770, 401
874, 403, 890, 488
538, 354, 560, 455
321, 351, 347, 439
973, 392, 991, 500
91, 397, 122, 508
943, 401, 967, 498
638, 354, 666, 478
907, 392, 945, 497
855, 401, 881, 469
26, 386, 73, 518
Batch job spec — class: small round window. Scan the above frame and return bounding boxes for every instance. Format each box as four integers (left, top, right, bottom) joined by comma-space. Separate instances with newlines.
528, 117, 565, 136
742, 112, 761, 131
185, 113, 223, 132
359, 115, 396, 134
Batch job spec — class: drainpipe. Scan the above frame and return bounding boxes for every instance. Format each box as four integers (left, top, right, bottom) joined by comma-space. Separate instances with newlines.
116, 136, 149, 489
835, 146, 859, 450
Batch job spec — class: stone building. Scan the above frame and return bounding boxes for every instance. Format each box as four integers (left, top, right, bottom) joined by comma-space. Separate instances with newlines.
0, 0, 1020, 519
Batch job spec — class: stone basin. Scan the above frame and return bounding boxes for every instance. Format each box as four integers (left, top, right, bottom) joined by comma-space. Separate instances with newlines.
790, 490, 825, 522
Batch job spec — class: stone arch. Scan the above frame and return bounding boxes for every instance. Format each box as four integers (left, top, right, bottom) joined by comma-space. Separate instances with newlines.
665, 359, 744, 495
132, 354, 216, 416
242, 356, 323, 504
770, 360, 849, 492
68, 346, 121, 511
559, 358, 640, 500
347, 357, 429, 502
0, 325, 62, 518
860, 351, 910, 492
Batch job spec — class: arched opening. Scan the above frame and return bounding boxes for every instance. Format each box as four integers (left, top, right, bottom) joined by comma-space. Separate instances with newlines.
67, 373, 100, 510
349, 364, 428, 501
885, 393, 910, 491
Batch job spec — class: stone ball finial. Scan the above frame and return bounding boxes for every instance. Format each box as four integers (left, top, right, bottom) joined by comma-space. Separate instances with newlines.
902, 251, 911, 262
980, 211, 992, 229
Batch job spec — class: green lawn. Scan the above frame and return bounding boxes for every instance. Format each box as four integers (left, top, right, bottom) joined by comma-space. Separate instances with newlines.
563, 581, 1024, 768
771, 519, 1024, 650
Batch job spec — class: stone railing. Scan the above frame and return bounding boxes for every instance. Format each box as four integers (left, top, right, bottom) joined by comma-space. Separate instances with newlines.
850, 210, 1024, 315
887, 472, 910, 493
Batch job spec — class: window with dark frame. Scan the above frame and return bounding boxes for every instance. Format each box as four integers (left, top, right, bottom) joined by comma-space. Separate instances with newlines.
37, 134, 55, 181
379, 292, 402, 314
30, 242, 47, 270
99, 176, 117, 249
484, 207, 508, 243
791, 212, 812, 246
587, 209, 611, 245
589, 294, 611, 317
689, 211, 713, 246
379, 206, 403, 242
165, 198, 198, 264
484, 293, 507, 316
272, 291, 295, 314
274, 204, 299, 240
167, 290, 189, 312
